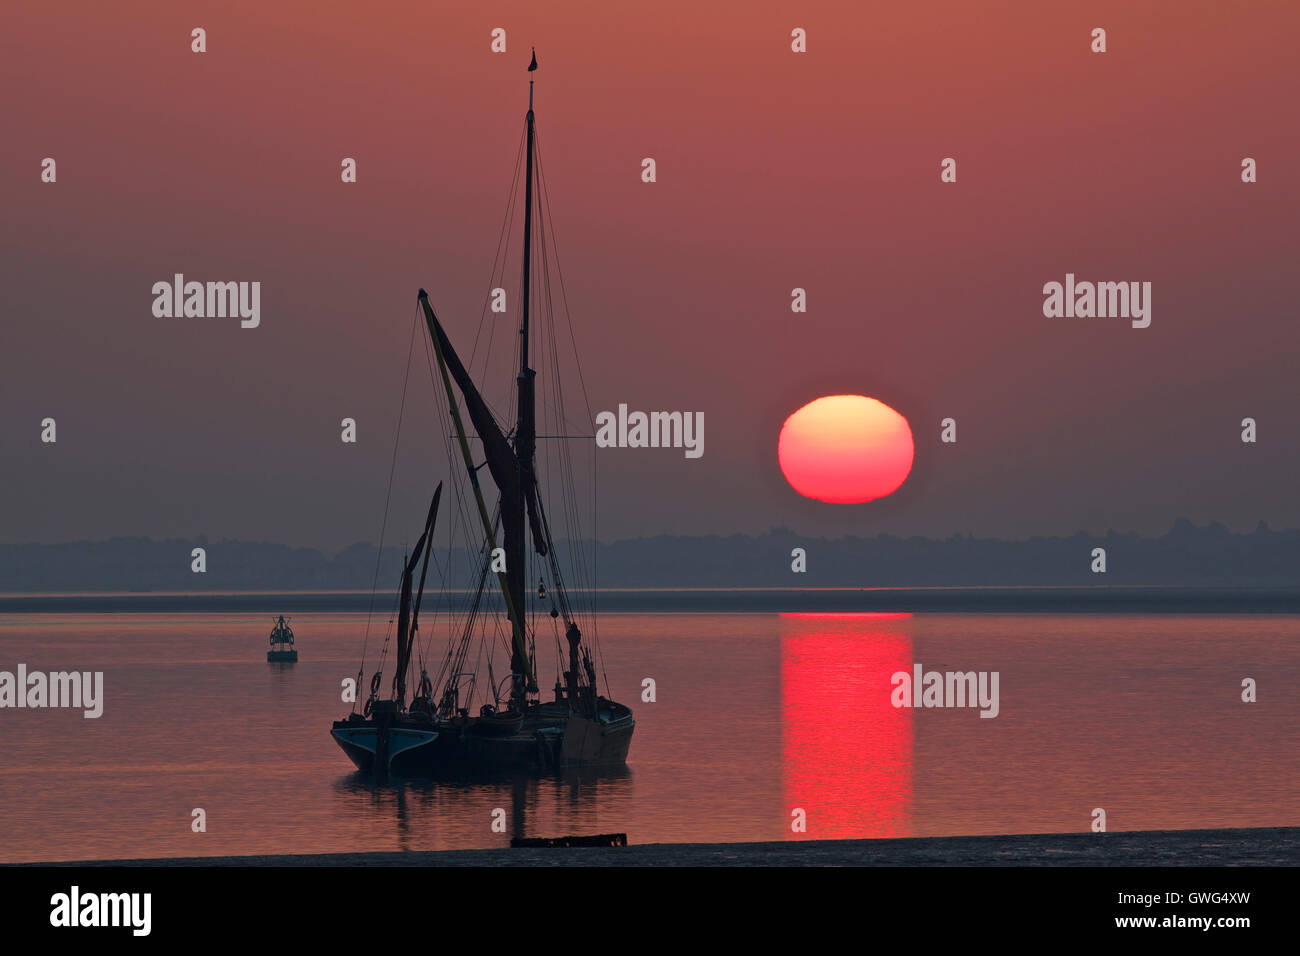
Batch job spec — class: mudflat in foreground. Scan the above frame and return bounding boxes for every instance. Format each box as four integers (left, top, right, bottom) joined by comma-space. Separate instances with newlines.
26, 827, 1298, 867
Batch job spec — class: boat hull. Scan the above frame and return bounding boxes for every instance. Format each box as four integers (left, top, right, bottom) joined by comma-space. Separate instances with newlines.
330, 722, 440, 775
331, 701, 634, 777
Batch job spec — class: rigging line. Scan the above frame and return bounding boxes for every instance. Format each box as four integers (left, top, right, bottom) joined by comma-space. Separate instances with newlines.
593, 431, 608, 694
534, 130, 597, 425
442, 503, 501, 702
448, 471, 477, 633
456, 550, 491, 686
544, 217, 602, 665
536, 358, 580, 636
538, 202, 596, 637
533, 330, 589, 643
357, 304, 422, 691
468, 124, 528, 382
534, 135, 597, 636
533, 211, 591, 438
415, 537, 449, 668
535, 226, 572, 596
416, 327, 452, 653
471, 175, 517, 397
467, 122, 527, 431
419, 314, 487, 609
463, 545, 500, 712
432, 416, 478, 674
373, 579, 401, 688
542, 221, 603, 683
440, 545, 487, 706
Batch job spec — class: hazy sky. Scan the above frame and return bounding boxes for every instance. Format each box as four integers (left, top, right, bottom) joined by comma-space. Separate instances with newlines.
2, 1, 1297, 551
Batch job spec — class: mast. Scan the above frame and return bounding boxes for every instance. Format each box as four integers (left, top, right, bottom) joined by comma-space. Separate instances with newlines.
520, 72, 535, 385
516, 52, 588, 715
394, 550, 414, 707
514, 55, 539, 698
412, 52, 547, 708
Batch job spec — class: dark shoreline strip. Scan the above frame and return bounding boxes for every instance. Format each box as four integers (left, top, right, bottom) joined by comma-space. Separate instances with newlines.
17, 826, 1299, 867
4, 587, 1300, 614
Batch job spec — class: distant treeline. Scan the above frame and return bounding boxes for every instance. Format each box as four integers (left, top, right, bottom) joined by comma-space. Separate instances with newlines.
1, 519, 1296, 592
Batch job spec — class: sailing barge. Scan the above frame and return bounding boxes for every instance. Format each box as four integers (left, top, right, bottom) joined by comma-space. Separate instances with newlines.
331, 54, 634, 777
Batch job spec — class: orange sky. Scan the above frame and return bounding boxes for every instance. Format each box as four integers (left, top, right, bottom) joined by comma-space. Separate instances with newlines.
2, 0, 1297, 547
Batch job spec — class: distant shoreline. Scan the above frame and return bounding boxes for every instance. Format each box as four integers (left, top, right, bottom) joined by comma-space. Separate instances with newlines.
3, 587, 1299, 614
18, 826, 1299, 867
5, 521, 1298, 594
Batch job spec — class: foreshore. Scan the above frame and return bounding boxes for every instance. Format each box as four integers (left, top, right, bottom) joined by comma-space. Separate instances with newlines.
22, 826, 1299, 867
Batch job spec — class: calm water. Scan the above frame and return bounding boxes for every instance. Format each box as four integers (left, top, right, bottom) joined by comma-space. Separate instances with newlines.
0, 611, 1296, 863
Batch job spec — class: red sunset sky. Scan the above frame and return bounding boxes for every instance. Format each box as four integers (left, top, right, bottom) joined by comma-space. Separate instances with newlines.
2, 0, 1297, 549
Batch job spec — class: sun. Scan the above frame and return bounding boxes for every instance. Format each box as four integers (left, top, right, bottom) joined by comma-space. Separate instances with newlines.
778, 395, 914, 503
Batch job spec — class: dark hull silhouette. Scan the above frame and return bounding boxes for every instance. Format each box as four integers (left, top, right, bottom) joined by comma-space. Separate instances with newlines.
331, 699, 633, 777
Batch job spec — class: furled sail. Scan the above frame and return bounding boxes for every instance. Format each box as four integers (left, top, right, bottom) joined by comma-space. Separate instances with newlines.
411, 481, 443, 632
394, 484, 441, 707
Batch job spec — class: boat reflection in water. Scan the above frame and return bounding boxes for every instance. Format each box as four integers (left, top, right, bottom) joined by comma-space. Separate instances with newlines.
782, 613, 914, 839
332, 767, 633, 852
